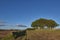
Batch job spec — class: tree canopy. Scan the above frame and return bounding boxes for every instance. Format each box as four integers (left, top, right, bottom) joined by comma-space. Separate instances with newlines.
31, 18, 58, 29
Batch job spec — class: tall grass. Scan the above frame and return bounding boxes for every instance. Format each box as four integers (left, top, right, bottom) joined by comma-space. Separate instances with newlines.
1, 33, 14, 40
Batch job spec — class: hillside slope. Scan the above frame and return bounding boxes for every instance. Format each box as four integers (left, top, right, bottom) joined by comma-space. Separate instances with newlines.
27, 29, 60, 40
0, 29, 60, 40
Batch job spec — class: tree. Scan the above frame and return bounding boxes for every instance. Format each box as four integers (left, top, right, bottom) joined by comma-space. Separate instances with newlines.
46, 20, 58, 29
31, 18, 58, 29
31, 18, 47, 29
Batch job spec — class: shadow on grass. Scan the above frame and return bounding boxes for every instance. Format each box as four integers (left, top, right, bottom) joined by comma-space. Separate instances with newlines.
12, 30, 26, 39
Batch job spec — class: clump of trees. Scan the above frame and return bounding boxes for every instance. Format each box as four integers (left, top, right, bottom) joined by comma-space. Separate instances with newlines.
31, 18, 59, 29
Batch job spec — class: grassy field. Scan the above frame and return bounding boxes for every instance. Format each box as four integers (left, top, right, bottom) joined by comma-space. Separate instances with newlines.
0, 30, 21, 40
27, 29, 60, 40
0, 29, 60, 40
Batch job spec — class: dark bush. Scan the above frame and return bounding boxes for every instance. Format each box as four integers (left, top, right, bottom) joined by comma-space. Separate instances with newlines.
12, 30, 26, 39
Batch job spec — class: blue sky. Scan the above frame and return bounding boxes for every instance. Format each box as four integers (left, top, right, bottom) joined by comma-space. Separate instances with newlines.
0, 0, 60, 29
